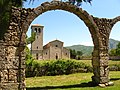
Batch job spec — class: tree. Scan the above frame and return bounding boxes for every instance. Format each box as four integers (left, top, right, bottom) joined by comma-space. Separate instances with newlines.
70, 49, 76, 59
109, 49, 116, 56
70, 49, 83, 59
26, 32, 36, 44
109, 42, 120, 56
116, 42, 120, 56
69, 0, 92, 6
0, 0, 36, 39
76, 51, 83, 60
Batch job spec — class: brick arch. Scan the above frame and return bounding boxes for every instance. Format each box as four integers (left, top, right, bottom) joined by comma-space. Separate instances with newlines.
0, 1, 115, 90
111, 16, 120, 26
23, 1, 100, 47
109, 16, 120, 37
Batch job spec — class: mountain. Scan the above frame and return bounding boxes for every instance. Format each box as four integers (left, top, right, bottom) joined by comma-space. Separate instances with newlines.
66, 39, 120, 56
109, 39, 120, 50
66, 45, 93, 56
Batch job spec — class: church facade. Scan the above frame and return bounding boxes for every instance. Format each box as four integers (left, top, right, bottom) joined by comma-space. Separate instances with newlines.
31, 24, 70, 60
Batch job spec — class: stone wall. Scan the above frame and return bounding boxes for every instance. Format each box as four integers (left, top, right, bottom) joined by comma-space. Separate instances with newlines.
1, 1, 120, 89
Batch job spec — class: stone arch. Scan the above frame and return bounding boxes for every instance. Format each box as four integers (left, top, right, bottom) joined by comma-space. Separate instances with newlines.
0, 1, 117, 90
22, 1, 99, 46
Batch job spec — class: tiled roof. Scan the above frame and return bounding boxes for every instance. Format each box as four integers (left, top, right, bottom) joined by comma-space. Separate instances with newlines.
31, 24, 44, 27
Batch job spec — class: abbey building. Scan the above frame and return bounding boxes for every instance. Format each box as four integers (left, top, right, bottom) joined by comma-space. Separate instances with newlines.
31, 24, 70, 60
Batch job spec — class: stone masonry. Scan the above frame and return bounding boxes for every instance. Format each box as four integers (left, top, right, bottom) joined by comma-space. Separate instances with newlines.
0, 1, 120, 90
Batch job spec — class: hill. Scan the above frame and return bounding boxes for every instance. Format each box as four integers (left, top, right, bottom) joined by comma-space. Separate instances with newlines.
109, 38, 120, 50
66, 39, 120, 56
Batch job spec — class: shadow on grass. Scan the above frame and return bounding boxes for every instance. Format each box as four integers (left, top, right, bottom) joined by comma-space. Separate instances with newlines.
26, 81, 97, 90
110, 78, 120, 81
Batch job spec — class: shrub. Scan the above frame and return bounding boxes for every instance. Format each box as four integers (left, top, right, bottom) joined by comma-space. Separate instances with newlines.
25, 59, 92, 77
26, 59, 120, 77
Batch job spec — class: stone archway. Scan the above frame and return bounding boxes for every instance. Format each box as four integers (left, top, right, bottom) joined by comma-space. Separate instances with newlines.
0, 1, 120, 90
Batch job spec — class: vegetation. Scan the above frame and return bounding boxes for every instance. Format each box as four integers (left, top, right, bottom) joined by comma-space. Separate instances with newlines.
26, 59, 120, 77
67, 39, 120, 56
69, 0, 92, 6
67, 45, 93, 56
26, 59, 92, 77
70, 49, 83, 59
0, 0, 36, 39
109, 42, 120, 56
26, 71, 120, 90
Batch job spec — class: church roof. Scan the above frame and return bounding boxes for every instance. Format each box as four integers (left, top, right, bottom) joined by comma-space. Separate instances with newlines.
43, 40, 64, 49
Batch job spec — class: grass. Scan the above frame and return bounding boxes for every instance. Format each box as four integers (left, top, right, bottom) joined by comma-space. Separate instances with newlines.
26, 71, 120, 90
78, 59, 120, 66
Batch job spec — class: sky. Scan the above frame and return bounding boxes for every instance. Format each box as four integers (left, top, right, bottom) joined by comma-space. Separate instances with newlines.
24, 0, 120, 46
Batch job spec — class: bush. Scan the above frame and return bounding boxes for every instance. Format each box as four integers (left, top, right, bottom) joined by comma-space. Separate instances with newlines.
26, 59, 120, 77
25, 59, 92, 77
109, 64, 120, 71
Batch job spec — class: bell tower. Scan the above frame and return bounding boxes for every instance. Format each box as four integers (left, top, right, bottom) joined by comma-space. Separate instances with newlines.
31, 24, 44, 60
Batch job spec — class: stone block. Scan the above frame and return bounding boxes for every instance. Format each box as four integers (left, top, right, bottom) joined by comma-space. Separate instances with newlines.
99, 84, 106, 88
100, 60, 108, 67
0, 70, 8, 83
8, 69, 17, 83
100, 77, 109, 83
0, 82, 19, 90
100, 66, 109, 77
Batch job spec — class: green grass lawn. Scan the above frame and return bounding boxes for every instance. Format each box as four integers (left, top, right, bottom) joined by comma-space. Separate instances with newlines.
78, 59, 120, 67
26, 71, 120, 90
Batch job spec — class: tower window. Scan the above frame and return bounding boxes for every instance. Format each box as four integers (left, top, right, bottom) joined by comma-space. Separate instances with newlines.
38, 28, 41, 33
37, 46, 38, 49
35, 28, 37, 32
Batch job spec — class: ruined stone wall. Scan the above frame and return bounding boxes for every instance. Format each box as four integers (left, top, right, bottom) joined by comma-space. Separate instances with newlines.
1, 1, 120, 89
0, 6, 28, 90
92, 17, 113, 85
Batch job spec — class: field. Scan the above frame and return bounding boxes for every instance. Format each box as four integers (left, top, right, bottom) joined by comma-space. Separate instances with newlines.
26, 71, 120, 90
26, 60, 120, 90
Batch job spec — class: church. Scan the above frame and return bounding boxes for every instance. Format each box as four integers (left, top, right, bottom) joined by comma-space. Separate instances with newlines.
31, 24, 70, 60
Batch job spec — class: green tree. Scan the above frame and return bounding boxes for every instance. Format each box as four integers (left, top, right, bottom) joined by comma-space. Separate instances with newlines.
69, 0, 92, 6
70, 49, 83, 59
0, 0, 36, 39
76, 51, 83, 60
116, 42, 120, 56
0, 0, 27, 39
109, 42, 120, 56
26, 32, 36, 44
109, 49, 116, 56
70, 49, 76, 59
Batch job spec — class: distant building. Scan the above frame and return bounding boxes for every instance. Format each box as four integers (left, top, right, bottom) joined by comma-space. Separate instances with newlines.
31, 24, 70, 60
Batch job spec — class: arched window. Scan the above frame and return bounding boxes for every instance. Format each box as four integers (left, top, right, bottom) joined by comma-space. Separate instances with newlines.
35, 28, 37, 32
38, 28, 41, 33
56, 53, 58, 59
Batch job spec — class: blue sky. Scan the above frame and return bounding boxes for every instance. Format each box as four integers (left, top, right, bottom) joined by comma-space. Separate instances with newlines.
24, 0, 120, 46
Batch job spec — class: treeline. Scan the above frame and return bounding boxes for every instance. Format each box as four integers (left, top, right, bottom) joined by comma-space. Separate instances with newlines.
70, 49, 83, 59
109, 42, 120, 56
